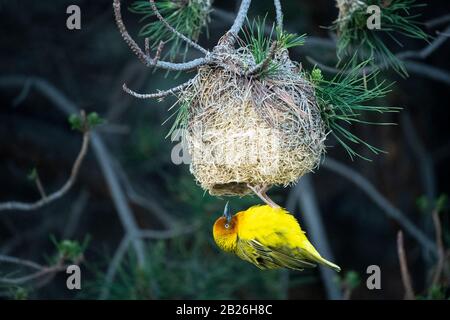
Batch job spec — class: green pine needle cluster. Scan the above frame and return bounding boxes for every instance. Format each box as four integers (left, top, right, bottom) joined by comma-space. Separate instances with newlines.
311, 59, 400, 160
335, 0, 428, 76
130, 0, 211, 60
165, 96, 191, 139
241, 17, 306, 77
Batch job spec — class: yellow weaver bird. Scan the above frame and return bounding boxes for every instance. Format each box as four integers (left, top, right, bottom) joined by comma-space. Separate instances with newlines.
213, 203, 341, 272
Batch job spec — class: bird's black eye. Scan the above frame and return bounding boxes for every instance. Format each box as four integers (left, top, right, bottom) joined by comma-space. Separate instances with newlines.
224, 223, 230, 229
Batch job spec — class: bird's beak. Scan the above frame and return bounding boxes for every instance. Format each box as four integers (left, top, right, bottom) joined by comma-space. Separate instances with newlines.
223, 201, 231, 223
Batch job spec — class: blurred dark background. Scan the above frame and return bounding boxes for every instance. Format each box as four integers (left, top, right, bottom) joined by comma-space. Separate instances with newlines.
0, 0, 449, 299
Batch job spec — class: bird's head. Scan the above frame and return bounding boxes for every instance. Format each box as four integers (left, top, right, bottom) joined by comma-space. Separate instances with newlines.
213, 202, 238, 253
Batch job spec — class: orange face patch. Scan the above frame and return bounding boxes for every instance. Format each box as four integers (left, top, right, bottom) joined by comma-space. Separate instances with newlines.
213, 216, 237, 238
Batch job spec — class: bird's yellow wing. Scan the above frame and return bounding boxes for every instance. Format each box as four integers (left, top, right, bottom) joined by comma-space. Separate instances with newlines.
235, 237, 317, 271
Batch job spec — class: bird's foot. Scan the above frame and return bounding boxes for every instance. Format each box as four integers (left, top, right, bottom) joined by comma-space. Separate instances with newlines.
247, 184, 280, 208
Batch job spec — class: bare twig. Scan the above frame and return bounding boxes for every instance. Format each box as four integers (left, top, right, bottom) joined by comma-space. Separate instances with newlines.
0, 254, 81, 286
0, 115, 90, 212
431, 209, 445, 287
138, 224, 200, 239
122, 77, 195, 99
148, 0, 208, 54
34, 172, 47, 199
342, 284, 353, 300
0, 76, 146, 267
402, 60, 450, 86
63, 189, 89, 238
99, 225, 199, 299
146, 40, 165, 65
273, 0, 284, 30
401, 112, 437, 243
245, 41, 278, 77
397, 25, 450, 61
114, 160, 179, 229
323, 158, 438, 256
306, 55, 450, 86
397, 231, 415, 300
0, 255, 43, 271
425, 14, 450, 28
228, 0, 252, 38
99, 235, 130, 300
112, 0, 208, 71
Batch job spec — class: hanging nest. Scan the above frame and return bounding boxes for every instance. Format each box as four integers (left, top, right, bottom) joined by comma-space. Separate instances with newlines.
177, 42, 326, 196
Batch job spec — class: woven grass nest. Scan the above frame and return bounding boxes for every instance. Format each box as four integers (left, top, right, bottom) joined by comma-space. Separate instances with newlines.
178, 43, 326, 196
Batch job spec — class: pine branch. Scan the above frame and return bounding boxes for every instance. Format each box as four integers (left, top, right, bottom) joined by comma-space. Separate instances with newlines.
122, 78, 194, 99
148, 0, 208, 54
113, 0, 208, 71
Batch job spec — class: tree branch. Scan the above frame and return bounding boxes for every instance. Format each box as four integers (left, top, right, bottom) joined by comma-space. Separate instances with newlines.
273, 0, 284, 30
322, 158, 437, 256
397, 231, 415, 300
0, 76, 146, 267
431, 209, 445, 287
112, 0, 208, 71
397, 25, 450, 60
99, 225, 199, 299
228, 0, 252, 38
114, 159, 179, 229
148, 0, 208, 54
287, 175, 342, 300
0, 115, 90, 212
245, 41, 278, 77
122, 78, 194, 100
0, 254, 81, 286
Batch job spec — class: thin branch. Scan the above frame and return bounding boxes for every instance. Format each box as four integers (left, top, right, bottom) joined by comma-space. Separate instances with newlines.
425, 14, 450, 28
99, 235, 130, 300
122, 77, 194, 99
306, 55, 450, 86
63, 189, 89, 238
288, 175, 342, 300
34, 172, 47, 199
397, 25, 450, 60
397, 231, 415, 300
0, 254, 81, 286
99, 225, 199, 300
401, 112, 437, 234
402, 60, 450, 86
228, 0, 252, 38
148, 0, 208, 54
431, 209, 445, 287
0, 76, 146, 267
273, 0, 284, 30
112, 0, 208, 71
146, 40, 165, 65
138, 224, 200, 239
114, 159, 179, 229
0, 118, 90, 212
0, 255, 43, 271
245, 41, 278, 77
323, 158, 438, 256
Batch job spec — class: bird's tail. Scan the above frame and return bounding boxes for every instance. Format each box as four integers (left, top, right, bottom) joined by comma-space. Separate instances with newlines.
315, 255, 341, 272
302, 242, 341, 272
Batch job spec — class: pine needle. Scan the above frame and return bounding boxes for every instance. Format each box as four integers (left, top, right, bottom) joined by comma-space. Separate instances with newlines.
334, 0, 428, 76
130, 0, 211, 61
311, 58, 401, 160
